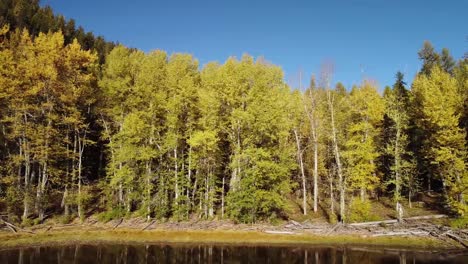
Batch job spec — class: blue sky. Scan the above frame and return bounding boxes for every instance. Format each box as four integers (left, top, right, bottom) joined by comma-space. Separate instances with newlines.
42, 0, 467, 90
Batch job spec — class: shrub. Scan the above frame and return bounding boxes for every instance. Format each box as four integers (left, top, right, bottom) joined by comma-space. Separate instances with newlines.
348, 198, 379, 223
329, 211, 338, 224
77, 186, 94, 220
97, 207, 125, 222
21, 217, 33, 227
58, 214, 73, 224
450, 216, 468, 229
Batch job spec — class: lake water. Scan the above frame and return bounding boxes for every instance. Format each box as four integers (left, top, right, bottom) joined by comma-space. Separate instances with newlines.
0, 243, 467, 264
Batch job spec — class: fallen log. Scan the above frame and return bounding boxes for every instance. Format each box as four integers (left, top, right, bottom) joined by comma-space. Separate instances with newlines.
371, 231, 429, 237
348, 214, 449, 227
4, 223, 17, 233
87, 220, 98, 226
326, 223, 342, 235
349, 219, 397, 227
445, 232, 468, 248
419, 227, 444, 240
285, 220, 303, 229
0, 218, 18, 233
404, 214, 448, 221
302, 225, 327, 230
21, 229, 35, 234
0, 218, 36, 234
142, 220, 156, 231
264, 230, 295, 235
289, 220, 302, 227
458, 230, 468, 237
112, 218, 123, 230
58, 223, 78, 227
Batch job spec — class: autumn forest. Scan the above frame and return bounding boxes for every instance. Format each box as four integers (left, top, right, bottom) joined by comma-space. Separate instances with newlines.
0, 0, 467, 227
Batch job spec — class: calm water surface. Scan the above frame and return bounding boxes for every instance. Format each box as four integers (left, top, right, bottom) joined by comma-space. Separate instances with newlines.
0, 243, 467, 264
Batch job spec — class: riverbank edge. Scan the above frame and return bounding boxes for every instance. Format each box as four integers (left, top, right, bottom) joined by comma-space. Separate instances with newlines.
0, 228, 457, 251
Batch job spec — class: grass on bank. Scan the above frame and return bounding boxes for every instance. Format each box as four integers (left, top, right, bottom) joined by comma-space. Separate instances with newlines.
0, 229, 451, 250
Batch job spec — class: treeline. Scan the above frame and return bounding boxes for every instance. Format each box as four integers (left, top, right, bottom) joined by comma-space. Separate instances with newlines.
0, 0, 115, 63
0, 4, 467, 225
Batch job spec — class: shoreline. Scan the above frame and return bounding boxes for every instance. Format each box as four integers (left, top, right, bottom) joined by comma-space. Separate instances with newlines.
0, 218, 465, 250
0, 229, 450, 250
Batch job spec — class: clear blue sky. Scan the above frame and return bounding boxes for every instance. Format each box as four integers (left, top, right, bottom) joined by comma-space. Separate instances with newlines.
42, 0, 467, 90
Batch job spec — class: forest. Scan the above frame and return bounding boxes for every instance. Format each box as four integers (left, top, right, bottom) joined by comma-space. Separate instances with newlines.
0, 0, 467, 226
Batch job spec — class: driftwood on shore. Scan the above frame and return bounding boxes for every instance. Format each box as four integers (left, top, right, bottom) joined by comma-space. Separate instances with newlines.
0, 217, 36, 234
264, 230, 295, 235
371, 231, 429, 237
277, 215, 468, 249
1, 218, 18, 233
142, 220, 156, 231
326, 223, 342, 235
349, 214, 448, 227
367, 224, 467, 248
349, 219, 399, 227
0, 214, 467, 249
446, 232, 468, 248
349, 215, 467, 249
112, 218, 123, 230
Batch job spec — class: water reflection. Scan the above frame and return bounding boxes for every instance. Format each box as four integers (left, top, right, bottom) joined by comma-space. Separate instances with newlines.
0, 243, 466, 264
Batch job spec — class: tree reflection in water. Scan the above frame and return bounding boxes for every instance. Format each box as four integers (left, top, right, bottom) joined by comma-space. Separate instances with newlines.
1, 244, 467, 264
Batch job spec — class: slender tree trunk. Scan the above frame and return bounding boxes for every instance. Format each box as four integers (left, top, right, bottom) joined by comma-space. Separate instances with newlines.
305, 91, 320, 213
18, 138, 22, 187
181, 147, 186, 216
395, 127, 403, 222
187, 144, 192, 214
63, 187, 69, 217
126, 186, 131, 213
22, 139, 30, 221
229, 121, 242, 191
294, 129, 307, 215
40, 161, 48, 221
330, 174, 334, 218
22, 115, 31, 221
236, 129, 241, 182
313, 138, 318, 213
146, 160, 151, 220
221, 176, 225, 218
328, 91, 345, 222
71, 130, 77, 212
158, 168, 166, 218
174, 147, 179, 205
37, 95, 53, 223
360, 124, 371, 202
192, 170, 198, 206
204, 164, 208, 218
63, 132, 70, 217
37, 119, 51, 222
100, 114, 119, 207
77, 130, 86, 219
36, 165, 43, 221
408, 189, 412, 209
118, 120, 124, 207
456, 173, 465, 213
208, 166, 214, 218
119, 163, 123, 206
